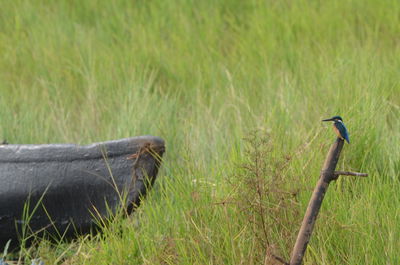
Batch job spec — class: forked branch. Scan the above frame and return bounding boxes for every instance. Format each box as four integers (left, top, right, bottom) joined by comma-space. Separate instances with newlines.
288, 138, 367, 265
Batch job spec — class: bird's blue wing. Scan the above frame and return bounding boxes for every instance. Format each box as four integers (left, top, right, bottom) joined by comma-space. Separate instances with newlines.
336, 122, 350, 143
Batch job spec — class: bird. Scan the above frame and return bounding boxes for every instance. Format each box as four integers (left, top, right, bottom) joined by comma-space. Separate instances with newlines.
322, 115, 350, 143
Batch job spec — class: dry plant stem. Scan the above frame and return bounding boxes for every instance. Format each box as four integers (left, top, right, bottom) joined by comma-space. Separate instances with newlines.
289, 138, 344, 265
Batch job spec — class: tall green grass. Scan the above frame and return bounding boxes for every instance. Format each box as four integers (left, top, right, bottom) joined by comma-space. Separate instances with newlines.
0, 0, 399, 264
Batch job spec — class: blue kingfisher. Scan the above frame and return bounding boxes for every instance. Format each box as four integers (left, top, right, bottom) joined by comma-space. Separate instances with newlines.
322, 115, 350, 143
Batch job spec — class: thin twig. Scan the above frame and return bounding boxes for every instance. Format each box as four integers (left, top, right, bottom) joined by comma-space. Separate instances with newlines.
334, 171, 368, 177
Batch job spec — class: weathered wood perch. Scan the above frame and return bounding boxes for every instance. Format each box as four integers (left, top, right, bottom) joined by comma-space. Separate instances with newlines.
288, 138, 368, 265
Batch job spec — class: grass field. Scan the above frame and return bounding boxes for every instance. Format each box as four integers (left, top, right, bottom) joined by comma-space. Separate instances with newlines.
0, 0, 399, 264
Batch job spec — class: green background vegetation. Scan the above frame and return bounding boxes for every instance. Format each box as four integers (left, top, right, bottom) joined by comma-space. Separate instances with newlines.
0, 0, 399, 264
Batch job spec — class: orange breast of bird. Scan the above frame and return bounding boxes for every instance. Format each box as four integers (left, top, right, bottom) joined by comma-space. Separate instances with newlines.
333, 125, 344, 139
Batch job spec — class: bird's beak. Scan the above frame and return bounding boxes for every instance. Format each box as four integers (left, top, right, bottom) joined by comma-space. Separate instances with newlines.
322, 118, 334, 122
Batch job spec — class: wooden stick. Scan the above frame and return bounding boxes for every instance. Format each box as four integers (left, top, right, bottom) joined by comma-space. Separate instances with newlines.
334, 171, 368, 177
289, 138, 344, 265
